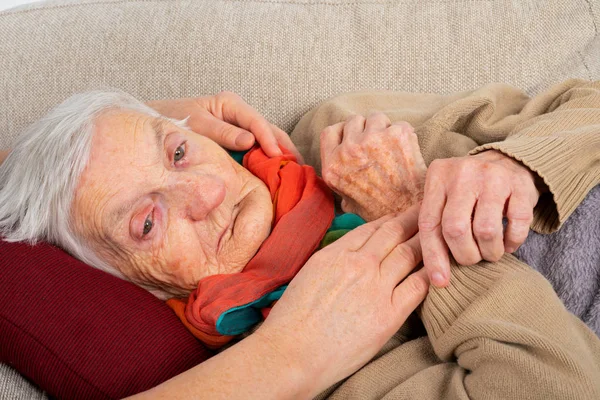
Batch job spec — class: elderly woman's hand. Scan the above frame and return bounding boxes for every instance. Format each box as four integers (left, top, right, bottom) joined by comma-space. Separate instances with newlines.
147, 91, 304, 162
320, 113, 427, 221
255, 206, 429, 396
419, 150, 541, 287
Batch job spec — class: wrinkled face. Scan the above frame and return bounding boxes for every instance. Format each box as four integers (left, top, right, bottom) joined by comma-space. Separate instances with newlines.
72, 110, 273, 297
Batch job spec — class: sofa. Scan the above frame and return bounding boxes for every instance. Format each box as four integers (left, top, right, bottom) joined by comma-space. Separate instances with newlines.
1, 0, 599, 398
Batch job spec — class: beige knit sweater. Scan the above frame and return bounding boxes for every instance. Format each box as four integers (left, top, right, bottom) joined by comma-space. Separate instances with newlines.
291, 79, 600, 399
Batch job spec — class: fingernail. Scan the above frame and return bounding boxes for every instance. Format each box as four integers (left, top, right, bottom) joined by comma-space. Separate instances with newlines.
431, 272, 446, 287
506, 246, 516, 253
235, 132, 254, 147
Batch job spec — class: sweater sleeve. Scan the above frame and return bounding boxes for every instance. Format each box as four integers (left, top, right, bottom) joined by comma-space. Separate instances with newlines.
419, 255, 600, 399
291, 79, 600, 234
468, 80, 600, 233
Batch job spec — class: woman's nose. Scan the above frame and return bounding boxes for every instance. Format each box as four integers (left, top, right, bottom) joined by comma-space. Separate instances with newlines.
171, 174, 226, 221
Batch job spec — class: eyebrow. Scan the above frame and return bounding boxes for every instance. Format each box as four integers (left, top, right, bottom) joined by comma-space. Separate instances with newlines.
151, 117, 166, 159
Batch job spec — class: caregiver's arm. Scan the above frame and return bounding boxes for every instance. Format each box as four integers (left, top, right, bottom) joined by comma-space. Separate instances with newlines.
127, 210, 429, 400
418, 255, 600, 399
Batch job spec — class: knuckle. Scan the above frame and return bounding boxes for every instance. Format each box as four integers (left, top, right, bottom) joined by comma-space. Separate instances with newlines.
393, 121, 415, 135
418, 216, 440, 232
456, 162, 475, 180
442, 220, 469, 239
219, 124, 239, 139
506, 208, 533, 223
355, 223, 378, 239
347, 114, 364, 124
217, 90, 238, 100
513, 230, 529, 244
354, 252, 378, 269
395, 244, 418, 266
387, 124, 404, 135
321, 125, 336, 137
382, 219, 407, 239
507, 227, 530, 245
404, 274, 429, 297
369, 111, 387, 121
473, 222, 499, 241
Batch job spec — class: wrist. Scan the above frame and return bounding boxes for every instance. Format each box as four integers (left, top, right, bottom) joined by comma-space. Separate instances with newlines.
249, 329, 318, 399
473, 150, 548, 194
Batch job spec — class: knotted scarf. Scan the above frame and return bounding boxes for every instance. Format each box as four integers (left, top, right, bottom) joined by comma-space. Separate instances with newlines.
168, 146, 336, 348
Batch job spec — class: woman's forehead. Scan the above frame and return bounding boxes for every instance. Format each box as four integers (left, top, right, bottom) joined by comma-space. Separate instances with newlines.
73, 111, 162, 231
94, 110, 157, 151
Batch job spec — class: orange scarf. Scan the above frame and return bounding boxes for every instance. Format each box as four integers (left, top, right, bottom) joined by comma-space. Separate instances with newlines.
167, 146, 334, 348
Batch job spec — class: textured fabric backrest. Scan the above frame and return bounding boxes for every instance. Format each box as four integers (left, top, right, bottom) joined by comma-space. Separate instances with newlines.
0, 362, 48, 400
0, 0, 599, 149
0, 240, 212, 399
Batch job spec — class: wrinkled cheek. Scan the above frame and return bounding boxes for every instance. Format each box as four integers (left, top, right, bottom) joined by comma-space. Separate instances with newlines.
172, 251, 217, 289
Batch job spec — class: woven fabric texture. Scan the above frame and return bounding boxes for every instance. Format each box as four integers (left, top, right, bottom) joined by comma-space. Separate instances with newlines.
0, 240, 212, 400
0, 0, 599, 149
0, 363, 47, 400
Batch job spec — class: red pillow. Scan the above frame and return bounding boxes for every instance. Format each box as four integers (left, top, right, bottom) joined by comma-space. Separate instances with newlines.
0, 240, 212, 399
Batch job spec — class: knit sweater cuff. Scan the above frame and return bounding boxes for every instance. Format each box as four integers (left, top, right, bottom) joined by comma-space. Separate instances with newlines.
421, 255, 529, 347
469, 137, 600, 234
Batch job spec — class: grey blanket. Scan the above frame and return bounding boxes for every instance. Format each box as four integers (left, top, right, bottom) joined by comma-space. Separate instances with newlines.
515, 185, 600, 336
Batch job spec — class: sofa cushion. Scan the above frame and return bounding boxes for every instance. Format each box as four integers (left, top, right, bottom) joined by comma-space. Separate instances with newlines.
0, 240, 212, 400
0, 0, 599, 149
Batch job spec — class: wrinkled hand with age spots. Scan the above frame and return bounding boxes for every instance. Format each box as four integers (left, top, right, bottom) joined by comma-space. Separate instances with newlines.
419, 150, 541, 288
320, 113, 427, 221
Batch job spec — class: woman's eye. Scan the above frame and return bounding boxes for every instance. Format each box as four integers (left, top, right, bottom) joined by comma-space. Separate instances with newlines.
174, 144, 185, 162
142, 214, 153, 236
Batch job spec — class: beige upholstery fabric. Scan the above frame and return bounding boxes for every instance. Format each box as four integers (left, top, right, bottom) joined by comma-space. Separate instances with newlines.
0, 363, 47, 400
0, 0, 599, 149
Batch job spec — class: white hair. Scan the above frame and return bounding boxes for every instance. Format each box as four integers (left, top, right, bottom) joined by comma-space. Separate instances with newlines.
0, 90, 187, 292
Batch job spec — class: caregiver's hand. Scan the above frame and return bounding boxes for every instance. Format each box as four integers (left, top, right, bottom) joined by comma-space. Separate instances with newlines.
419, 150, 540, 288
320, 113, 427, 221
256, 205, 429, 397
147, 91, 304, 162
129, 207, 428, 400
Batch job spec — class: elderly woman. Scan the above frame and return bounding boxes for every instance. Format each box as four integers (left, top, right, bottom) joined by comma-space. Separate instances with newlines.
1, 80, 600, 399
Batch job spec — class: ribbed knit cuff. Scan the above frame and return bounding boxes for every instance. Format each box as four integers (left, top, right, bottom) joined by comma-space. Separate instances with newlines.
469, 136, 600, 234
421, 255, 529, 349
